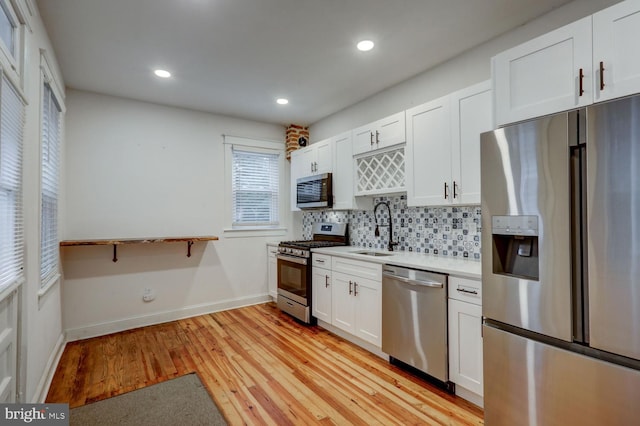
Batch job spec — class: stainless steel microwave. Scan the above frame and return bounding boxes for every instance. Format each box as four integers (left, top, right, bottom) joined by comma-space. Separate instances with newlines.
296, 173, 333, 209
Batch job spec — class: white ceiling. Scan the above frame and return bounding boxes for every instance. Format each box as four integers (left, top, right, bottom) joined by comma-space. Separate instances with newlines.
37, 0, 573, 126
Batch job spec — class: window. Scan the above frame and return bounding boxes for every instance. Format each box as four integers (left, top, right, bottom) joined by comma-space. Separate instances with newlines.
0, 74, 25, 291
40, 82, 61, 286
0, 3, 15, 57
232, 147, 280, 226
0, 0, 22, 82
224, 136, 286, 236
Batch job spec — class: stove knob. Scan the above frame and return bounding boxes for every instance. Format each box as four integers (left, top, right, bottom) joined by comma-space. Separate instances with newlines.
287, 248, 293, 254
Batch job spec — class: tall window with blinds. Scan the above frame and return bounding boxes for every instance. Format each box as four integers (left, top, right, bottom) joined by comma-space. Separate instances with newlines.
231, 146, 280, 227
40, 83, 61, 286
0, 74, 25, 291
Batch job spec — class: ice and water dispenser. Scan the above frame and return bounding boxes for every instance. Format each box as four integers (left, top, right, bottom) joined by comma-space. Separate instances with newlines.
491, 215, 539, 280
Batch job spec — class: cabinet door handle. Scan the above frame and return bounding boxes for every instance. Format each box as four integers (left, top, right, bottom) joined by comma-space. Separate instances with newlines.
599, 61, 605, 91
325, 275, 330, 288
370, 132, 375, 146
349, 280, 353, 295
457, 287, 478, 295
579, 68, 585, 96
316, 259, 325, 264
444, 182, 449, 199
354, 282, 358, 296
375, 130, 380, 145
453, 181, 458, 199
310, 162, 314, 173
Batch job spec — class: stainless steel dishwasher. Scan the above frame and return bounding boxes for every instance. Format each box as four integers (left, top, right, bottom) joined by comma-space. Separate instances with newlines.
382, 264, 451, 390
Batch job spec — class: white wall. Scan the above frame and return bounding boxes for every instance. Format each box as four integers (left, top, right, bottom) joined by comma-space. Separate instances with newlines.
62, 90, 292, 339
17, 2, 65, 402
310, 0, 621, 140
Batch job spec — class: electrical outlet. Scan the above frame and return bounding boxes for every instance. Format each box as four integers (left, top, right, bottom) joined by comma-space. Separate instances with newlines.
142, 287, 156, 302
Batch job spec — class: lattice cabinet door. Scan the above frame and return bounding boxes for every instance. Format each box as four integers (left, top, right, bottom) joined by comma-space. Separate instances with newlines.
355, 146, 406, 196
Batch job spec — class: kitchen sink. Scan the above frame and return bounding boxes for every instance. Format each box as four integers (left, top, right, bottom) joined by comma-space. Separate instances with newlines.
352, 250, 394, 257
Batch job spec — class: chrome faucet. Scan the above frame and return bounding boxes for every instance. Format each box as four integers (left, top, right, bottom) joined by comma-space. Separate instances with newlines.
373, 201, 398, 251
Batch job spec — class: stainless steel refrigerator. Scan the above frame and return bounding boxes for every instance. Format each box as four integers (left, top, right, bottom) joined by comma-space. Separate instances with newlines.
481, 94, 640, 425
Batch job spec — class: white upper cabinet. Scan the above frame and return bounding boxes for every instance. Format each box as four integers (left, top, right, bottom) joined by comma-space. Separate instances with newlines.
296, 138, 333, 176
289, 139, 333, 211
332, 132, 372, 210
494, 0, 640, 126
593, 0, 640, 103
289, 148, 307, 212
352, 112, 405, 155
451, 81, 493, 205
405, 95, 451, 206
406, 81, 491, 207
493, 16, 593, 126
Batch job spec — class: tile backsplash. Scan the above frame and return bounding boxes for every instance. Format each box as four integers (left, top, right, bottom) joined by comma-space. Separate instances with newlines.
302, 195, 482, 260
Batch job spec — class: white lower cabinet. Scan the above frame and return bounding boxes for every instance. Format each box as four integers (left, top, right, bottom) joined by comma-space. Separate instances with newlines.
331, 272, 381, 346
312, 254, 382, 348
312, 264, 332, 323
267, 244, 278, 300
331, 257, 382, 347
448, 276, 483, 403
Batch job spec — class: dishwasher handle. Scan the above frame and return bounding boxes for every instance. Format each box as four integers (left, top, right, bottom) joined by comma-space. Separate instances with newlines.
382, 271, 443, 288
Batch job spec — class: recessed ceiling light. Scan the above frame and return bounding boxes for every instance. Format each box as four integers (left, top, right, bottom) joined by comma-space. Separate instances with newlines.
276, 98, 289, 105
154, 69, 171, 78
357, 40, 375, 52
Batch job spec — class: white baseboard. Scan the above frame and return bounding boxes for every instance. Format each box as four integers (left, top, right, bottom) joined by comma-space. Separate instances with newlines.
34, 333, 66, 403
65, 294, 271, 342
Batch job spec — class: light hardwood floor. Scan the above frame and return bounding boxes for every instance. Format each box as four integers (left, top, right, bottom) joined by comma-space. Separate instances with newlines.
47, 302, 484, 425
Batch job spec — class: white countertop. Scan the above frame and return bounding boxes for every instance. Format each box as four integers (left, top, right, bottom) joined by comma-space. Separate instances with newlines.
312, 246, 481, 280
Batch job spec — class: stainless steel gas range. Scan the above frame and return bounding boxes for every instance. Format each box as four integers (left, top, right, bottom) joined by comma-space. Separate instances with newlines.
276, 222, 348, 323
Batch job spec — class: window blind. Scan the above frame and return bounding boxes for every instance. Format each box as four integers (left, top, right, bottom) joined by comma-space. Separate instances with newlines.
40, 83, 61, 284
231, 146, 280, 227
0, 74, 25, 290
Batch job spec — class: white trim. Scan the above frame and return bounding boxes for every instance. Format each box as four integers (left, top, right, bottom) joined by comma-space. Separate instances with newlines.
223, 227, 287, 238
0, 277, 22, 303
23, 0, 34, 17
222, 135, 283, 150
33, 333, 65, 403
37, 273, 60, 299
64, 294, 272, 342
223, 135, 287, 234
0, 67, 27, 103
39, 49, 65, 109
10, 0, 32, 32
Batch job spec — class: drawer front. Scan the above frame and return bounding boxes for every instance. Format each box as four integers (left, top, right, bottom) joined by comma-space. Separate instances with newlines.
449, 276, 482, 305
312, 253, 332, 268
332, 256, 382, 281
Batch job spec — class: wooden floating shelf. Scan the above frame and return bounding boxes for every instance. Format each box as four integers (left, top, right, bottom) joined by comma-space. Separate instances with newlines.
60, 236, 219, 262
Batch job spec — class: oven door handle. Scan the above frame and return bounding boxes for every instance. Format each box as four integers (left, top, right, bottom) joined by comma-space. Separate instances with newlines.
276, 253, 308, 266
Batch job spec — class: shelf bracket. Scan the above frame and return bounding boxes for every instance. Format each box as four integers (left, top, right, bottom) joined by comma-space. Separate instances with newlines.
187, 241, 194, 257
113, 244, 118, 263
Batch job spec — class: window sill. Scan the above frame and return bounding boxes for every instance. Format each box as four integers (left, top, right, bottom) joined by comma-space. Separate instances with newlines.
223, 227, 287, 238
38, 273, 61, 299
